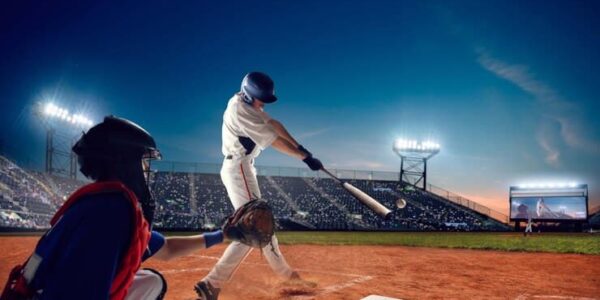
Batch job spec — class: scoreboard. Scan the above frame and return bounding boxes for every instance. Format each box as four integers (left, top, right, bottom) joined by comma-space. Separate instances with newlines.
509, 184, 588, 221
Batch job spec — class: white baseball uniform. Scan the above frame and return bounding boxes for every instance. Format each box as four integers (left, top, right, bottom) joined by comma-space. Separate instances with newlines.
204, 93, 293, 288
525, 215, 533, 234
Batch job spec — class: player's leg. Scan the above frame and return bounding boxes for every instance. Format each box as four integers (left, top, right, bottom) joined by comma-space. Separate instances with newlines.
222, 160, 255, 210
201, 159, 256, 288
126, 268, 167, 300
203, 241, 253, 287
248, 162, 294, 278
262, 234, 294, 278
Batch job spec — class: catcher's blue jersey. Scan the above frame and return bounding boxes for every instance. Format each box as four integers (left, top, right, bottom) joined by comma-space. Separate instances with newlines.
29, 193, 165, 299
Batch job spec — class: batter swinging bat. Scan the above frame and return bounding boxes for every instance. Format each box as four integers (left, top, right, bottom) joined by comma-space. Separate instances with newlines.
321, 167, 392, 220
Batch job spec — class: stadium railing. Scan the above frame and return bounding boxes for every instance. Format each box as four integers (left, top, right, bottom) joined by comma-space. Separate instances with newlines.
426, 184, 508, 223
153, 161, 400, 181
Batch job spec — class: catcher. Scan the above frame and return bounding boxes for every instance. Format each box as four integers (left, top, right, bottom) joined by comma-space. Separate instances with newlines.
0, 116, 242, 300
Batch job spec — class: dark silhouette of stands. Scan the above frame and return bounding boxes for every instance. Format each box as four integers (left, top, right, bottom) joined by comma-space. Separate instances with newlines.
2, 155, 509, 231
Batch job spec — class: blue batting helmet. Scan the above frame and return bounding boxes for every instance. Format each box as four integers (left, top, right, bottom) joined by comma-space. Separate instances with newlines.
240, 72, 277, 104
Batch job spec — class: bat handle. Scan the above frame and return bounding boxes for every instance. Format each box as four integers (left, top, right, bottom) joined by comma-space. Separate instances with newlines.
320, 168, 342, 184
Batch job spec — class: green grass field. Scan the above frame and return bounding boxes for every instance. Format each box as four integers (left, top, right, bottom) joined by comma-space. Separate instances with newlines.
5, 231, 599, 255
274, 231, 600, 255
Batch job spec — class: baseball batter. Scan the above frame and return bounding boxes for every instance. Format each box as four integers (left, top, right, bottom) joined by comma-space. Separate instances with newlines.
195, 72, 323, 299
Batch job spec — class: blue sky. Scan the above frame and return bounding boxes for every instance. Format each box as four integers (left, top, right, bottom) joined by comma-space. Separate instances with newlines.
1, 1, 598, 213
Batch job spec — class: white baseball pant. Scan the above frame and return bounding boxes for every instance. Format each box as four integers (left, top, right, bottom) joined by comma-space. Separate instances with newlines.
204, 157, 293, 288
126, 268, 166, 300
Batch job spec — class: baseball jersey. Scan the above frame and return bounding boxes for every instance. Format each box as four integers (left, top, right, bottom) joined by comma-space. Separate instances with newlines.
222, 93, 278, 159
27, 192, 164, 299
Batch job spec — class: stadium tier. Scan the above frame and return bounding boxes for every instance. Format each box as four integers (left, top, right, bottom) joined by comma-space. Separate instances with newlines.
1, 155, 510, 231
0, 156, 66, 229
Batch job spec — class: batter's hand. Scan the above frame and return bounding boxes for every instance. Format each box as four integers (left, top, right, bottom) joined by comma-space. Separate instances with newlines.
297, 145, 312, 158
303, 156, 323, 171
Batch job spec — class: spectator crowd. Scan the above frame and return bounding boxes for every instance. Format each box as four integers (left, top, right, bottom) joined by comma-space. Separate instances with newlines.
1, 155, 506, 231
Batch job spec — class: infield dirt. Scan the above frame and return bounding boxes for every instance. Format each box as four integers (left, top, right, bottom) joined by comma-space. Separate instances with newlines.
1, 236, 599, 299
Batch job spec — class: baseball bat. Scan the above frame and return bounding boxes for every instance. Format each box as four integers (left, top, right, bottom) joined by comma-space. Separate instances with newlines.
321, 168, 392, 220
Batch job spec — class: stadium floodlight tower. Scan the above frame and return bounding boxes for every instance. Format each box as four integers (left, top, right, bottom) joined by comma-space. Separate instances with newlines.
36, 102, 94, 179
392, 139, 440, 190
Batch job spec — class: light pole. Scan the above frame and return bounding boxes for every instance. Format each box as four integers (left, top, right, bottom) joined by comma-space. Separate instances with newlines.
392, 139, 440, 190
36, 102, 94, 179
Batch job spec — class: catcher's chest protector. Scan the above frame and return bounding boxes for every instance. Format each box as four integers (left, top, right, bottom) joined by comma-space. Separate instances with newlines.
0, 182, 150, 300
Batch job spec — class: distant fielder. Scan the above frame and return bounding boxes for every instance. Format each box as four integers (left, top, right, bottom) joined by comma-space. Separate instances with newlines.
524, 214, 533, 236
195, 72, 323, 299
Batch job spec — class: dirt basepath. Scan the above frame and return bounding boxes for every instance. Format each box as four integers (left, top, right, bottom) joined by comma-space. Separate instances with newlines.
1, 237, 598, 299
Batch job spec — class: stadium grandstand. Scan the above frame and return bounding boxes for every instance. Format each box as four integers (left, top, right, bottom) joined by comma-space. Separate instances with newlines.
1, 154, 517, 231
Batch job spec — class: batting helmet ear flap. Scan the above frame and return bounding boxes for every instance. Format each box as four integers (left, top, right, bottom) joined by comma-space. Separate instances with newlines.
240, 76, 255, 104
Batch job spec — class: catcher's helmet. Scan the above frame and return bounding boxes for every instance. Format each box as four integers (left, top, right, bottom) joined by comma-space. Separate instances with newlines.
240, 72, 277, 104
73, 116, 161, 161
73, 116, 161, 223
73, 116, 161, 179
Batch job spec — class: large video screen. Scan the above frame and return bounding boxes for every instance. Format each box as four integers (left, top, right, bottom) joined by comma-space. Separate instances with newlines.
510, 197, 587, 220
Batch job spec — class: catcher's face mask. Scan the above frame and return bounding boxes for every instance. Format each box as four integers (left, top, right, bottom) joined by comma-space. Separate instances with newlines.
142, 148, 161, 188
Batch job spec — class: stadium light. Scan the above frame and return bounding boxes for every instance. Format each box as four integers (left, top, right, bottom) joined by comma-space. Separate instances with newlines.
393, 138, 441, 154
393, 138, 441, 190
43, 102, 94, 127
37, 101, 96, 180
517, 182, 579, 189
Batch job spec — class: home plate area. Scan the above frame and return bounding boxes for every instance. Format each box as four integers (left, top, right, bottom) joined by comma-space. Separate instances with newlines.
361, 296, 402, 300
137, 244, 600, 300
148, 252, 390, 300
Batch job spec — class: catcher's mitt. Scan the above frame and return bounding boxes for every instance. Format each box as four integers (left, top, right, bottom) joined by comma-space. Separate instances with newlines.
223, 200, 274, 248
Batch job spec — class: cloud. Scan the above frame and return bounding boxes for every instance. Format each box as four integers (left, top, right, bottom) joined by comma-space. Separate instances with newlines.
476, 50, 569, 109
476, 49, 599, 166
555, 116, 599, 151
328, 159, 386, 170
297, 127, 331, 139
536, 120, 561, 166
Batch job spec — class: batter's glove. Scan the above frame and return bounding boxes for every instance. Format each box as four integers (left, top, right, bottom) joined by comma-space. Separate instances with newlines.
298, 145, 323, 171
303, 156, 323, 171
222, 200, 275, 248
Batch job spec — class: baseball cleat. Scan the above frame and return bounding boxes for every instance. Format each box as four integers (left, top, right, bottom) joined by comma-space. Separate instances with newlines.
284, 271, 317, 288
194, 280, 220, 300
289, 271, 301, 280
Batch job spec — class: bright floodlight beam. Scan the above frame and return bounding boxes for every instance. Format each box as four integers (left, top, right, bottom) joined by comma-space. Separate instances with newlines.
43, 102, 94, 127
393, 138, 441, 154
517, 182, 579, 189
